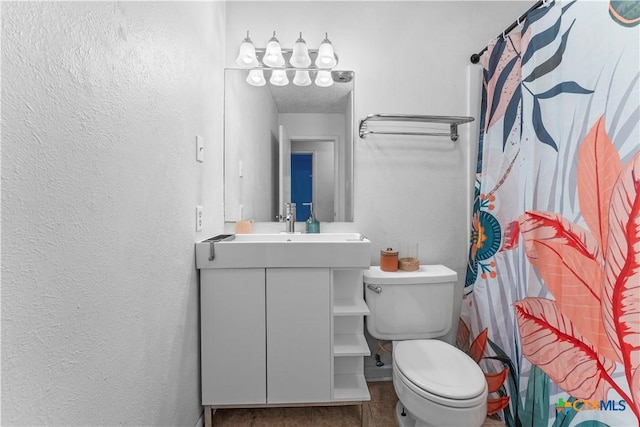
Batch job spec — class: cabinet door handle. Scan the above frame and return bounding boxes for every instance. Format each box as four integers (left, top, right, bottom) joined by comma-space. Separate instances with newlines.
367, 284, 382, 294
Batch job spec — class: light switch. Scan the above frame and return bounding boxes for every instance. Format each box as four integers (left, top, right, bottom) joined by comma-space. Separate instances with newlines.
196, 136, 204, 162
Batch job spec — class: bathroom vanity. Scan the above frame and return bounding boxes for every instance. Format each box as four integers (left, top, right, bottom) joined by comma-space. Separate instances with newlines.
195, 233, 371, 426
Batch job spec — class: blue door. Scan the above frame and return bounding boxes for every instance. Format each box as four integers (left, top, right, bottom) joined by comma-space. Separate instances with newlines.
291, 153, 313, 220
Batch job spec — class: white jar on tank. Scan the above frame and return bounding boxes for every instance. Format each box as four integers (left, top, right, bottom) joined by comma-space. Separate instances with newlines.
364, 265, 488, 427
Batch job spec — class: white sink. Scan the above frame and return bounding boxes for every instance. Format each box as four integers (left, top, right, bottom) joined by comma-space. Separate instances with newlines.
196, 233, 370, 269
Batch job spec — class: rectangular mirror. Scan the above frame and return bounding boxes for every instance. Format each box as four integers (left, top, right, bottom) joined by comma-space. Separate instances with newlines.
224, 68, 354, 223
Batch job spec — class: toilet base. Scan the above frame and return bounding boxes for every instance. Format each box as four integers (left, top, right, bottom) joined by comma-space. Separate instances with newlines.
395, 400, 488, 427
395, 401, 418, 427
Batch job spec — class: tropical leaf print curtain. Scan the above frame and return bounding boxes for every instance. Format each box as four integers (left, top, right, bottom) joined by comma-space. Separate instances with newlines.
461, 1, 640, 426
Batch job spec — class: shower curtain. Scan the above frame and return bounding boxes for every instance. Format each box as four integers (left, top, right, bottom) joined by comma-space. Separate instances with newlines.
460, 1, 640, 426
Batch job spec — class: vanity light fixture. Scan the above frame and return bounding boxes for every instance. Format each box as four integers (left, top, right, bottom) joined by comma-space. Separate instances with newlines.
315, 33, 337, 69
236, 31, 339, 87
289, 32, 311, 68
263, 31, 285, 67
270, 69, 289, 86
235, 31, 259, 68
315, 70, 333, 87
293, 70, 312, 86
246, 69, 266, 86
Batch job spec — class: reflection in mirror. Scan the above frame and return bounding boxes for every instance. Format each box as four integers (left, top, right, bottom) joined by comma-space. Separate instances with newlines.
224, 68, 354, 223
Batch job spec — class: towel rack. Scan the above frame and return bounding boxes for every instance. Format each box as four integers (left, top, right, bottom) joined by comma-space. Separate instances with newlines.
359, 114, 475, 141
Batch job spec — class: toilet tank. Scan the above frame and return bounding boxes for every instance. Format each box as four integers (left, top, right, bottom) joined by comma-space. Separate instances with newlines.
364, 265, 457, 340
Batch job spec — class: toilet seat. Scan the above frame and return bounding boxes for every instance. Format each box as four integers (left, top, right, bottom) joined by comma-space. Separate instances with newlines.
394, 363, 487, 410
393, 340, 487, 406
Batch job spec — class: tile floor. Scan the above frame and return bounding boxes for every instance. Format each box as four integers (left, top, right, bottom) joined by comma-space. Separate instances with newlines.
210, 381, 505, 426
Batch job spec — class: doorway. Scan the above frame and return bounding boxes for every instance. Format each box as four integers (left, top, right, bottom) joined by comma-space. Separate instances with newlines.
291, 153, 313, 220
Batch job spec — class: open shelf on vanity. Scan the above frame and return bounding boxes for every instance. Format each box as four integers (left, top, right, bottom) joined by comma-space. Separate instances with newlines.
333, 298, 370, 316
333, 334, 370, 356
331, 269, 371, 402
333, 373, 370, 401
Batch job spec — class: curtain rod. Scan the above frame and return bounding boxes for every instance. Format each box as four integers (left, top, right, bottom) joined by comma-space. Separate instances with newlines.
469, 0, 545, 64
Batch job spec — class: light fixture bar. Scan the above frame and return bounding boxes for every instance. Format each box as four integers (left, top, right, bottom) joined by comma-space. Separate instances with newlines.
237, 32, 339, 87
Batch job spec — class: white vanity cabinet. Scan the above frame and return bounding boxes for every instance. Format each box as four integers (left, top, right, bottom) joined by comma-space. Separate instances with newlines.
196, 234, 371, 426
200, 267, 369, 406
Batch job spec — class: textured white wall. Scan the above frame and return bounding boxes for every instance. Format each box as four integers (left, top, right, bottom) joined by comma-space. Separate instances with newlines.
1, 2, 225, 425
225, 1, 527, 343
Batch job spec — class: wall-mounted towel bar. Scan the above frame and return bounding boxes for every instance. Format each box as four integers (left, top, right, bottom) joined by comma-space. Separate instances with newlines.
359, 114, 475, 141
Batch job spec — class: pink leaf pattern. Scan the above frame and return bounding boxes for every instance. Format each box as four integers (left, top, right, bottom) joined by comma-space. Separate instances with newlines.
501, 220, 520, 251
469, 328, 488, 364
514, 297, 615, 401
484, 33, 522, 131
577, 115, 623, 250
602, 153, 640, 394
514, 126, 640, 422
517, 211, 619, 362
632, 368, 640, 420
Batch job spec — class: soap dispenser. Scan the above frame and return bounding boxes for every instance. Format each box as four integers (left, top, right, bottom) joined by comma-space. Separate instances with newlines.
303, 203, 320, 233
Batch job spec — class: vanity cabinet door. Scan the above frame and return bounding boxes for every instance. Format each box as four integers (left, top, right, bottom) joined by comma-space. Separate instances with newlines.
266, 268, 331, 404
200, 268, 266, 405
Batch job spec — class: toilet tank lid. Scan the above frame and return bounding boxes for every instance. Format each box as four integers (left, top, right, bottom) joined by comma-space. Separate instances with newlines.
364, 265, 457, 285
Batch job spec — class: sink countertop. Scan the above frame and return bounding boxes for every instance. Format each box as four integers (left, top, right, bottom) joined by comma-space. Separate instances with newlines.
196, 233, 371, 269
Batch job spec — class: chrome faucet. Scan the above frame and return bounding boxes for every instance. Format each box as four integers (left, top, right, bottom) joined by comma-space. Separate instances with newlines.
284, 202, 296, 233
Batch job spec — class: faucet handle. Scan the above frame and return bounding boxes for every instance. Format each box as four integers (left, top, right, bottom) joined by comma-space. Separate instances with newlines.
283, 202, 296, 233
284, 202, 296, 214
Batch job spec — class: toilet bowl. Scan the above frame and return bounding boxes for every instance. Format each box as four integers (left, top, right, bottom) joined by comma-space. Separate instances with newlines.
363, 266, 488, 427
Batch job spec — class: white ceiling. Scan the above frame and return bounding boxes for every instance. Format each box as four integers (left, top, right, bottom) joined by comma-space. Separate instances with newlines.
269, 71, 353, 113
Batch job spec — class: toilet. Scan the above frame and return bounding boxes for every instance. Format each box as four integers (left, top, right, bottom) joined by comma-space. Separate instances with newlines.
364, 265, 488, 427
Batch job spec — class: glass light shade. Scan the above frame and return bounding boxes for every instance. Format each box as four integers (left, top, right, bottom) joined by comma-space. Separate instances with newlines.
235, 32, 259, 68
293, 70, 312, 86
315, 70, 333, 87
289, 33, 311, 68
246, 69, 266, 86
263, 32, 285, 67
270, 69, 289, 86
315, 33, 337, 68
